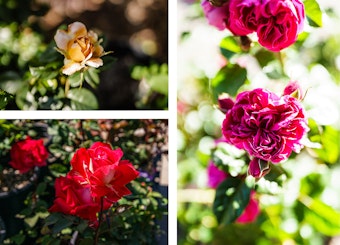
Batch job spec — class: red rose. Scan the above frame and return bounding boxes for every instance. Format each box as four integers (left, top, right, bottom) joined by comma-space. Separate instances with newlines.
9, 136, 49, 173
68, 142, 139, 202
48, 176, 112, 223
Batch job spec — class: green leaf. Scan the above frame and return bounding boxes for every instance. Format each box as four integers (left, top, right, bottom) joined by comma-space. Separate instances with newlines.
146, 74, 168, 95
67, 88, 98, 110
67, 72, 83, 88
312, 125, 340, 164
304, 0, 323, 27
84, 68, 100, 88
299, 195, 340, 236
210, 64, 247, 101
220, 36, 242, 60
52, 216, 74, 234
213, 177, 252, 225
0, 89, 14, 109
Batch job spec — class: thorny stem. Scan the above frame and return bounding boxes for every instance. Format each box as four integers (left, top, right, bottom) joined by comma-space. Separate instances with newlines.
94, 197, 104, 244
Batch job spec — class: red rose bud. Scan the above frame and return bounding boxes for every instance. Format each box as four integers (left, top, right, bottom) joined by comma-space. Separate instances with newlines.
218, 93, 234, 113
248, 158, 270, 178
283, 80, 303, 100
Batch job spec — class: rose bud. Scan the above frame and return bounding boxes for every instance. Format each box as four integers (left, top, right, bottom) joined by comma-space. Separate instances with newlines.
248, 158, 270, 179
283, 80, 303, 100
218, 93, 234, 113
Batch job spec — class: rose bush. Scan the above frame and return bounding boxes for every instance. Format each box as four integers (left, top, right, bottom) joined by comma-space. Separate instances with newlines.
9, 136, 49, 173
222, 87, 308, 163
54, 21, 106, 75
201, 0, 305, 51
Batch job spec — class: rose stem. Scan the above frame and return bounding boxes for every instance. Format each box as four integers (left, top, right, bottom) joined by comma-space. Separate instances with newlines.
94, 197, 104, 244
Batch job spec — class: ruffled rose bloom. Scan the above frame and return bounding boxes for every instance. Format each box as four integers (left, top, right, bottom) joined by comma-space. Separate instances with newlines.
54, 21, 105, 75
201, 0, 230, 30
256, 0, 305, 51
68, 142, 139, 202
48, 176, 112, 223
9, 137, 48, 173
226, 0, 260, 36
207, 163, 260, 223
222, 88, 308, 163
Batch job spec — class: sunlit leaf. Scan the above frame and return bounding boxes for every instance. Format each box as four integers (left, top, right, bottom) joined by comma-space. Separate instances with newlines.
304, 0, 323, 27
299, 195, 340, 236
210, 64, 247, 102
67, 88, 98, 110
219, 36, 242, 60
213, 177, 252, 225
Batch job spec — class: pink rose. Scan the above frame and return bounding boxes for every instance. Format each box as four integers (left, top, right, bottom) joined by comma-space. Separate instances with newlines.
236, 191, 260, 223
226, 0, 260, 36
201, 0, 230, 30
48, 176, 112, 224
9, 136, 49, 173
68, 142, 139, 202
256, 0, 305, 51
222, 88, 308, 163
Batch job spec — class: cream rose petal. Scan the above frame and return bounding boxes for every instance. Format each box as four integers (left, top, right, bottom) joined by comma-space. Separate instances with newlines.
68, 22, 87, 38
54, 30, 71, 51
62, 59, 84, 75
86, 58, 103, 68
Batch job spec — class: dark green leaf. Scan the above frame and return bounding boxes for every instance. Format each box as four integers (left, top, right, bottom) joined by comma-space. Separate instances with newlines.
52, 216, 74, 234
210, 64, 247, 101
67, 88, 99, 110
0, 89, 14, 109
213, 177, 252, 225
304, 0, 323, 27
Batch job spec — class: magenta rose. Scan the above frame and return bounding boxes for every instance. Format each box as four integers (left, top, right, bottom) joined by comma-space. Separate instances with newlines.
68, 142, 139, 202
48, 176, 112, 224
256, 0, 305, 51
222, 88, 308, 163
9, 136, 49, 173
226, 0, 260, 36
201, 0, 230, 30
207, 161, 229, 188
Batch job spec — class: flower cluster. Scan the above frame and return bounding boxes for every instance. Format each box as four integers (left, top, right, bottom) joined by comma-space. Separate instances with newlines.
220, 85, 309, 178
49, 142, 139, 225
201, 0, 305, 51
54, 22, 106, 75
9, 137, 49, 173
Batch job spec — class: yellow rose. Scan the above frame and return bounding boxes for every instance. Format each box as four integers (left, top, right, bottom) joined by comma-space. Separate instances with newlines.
54, 22, 105, 75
